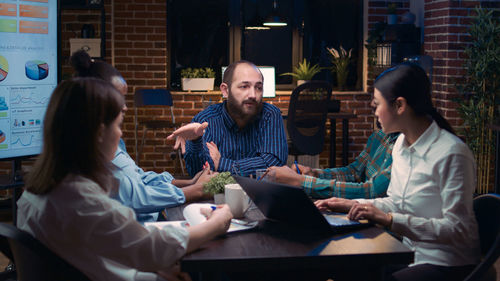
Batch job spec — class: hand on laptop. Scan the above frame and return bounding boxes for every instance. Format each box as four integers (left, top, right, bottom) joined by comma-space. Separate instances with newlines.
347, 203, 392, 227
314, 197, 356, 213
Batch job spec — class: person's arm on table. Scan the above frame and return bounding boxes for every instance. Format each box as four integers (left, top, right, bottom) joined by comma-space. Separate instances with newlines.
172, 168, 205, 188
181, 167, 218, 202
301, 162, 391, 199
114, 169, 186, 214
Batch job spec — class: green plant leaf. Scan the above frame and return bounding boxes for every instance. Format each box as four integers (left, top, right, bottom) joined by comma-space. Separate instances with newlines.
202, 172, 236, 195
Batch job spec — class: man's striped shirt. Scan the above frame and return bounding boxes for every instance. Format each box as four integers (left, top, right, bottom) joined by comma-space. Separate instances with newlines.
184, 101, 288, 177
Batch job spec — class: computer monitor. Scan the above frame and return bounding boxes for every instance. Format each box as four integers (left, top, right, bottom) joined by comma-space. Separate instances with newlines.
0, 0, 58, 161
221, 66, 276, 98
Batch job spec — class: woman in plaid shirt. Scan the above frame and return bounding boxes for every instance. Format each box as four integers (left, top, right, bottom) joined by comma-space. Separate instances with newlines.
270, 130, 399, 199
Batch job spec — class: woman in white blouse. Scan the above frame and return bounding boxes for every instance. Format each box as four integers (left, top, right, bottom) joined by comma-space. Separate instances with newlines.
316, 63, 480, 280
17, 78, 232, 281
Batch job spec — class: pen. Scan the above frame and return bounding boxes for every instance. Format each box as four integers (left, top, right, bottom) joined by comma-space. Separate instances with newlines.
210, 205, 217, 211
257, 169, 270, 181
294, 160, 301, 174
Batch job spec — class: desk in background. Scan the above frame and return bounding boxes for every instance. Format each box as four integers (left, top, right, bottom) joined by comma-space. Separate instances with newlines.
166, 204, 413, 281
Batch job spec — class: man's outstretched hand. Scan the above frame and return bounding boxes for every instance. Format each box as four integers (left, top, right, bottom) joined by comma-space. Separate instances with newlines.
167, 122, 208, 153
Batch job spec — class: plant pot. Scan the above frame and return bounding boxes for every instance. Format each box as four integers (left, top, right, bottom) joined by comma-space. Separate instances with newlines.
181, 78, 215, 91
387, 14, 398, 25
297, 80, 308, 86
214, 193, 225, 204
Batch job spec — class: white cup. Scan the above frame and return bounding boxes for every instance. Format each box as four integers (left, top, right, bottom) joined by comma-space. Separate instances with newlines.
224, 183, 250, 218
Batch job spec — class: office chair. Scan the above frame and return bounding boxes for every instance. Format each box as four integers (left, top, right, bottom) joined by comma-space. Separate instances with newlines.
287, 81, 332, 162
134, 89, 185, 175
464, 193, 500, 281
0, 222, 90, 281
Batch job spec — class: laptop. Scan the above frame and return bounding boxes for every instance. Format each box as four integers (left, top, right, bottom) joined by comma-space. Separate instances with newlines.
233, 175, 371, 233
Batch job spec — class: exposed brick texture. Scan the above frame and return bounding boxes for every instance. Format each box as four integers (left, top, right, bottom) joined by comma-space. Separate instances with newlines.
2, 0, 496, 192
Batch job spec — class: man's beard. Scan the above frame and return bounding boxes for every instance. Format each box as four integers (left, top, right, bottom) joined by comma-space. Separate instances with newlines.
226, 93, 263, 125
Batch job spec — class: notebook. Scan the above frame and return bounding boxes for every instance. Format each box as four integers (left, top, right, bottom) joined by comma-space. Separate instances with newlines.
233, 175, 370, 233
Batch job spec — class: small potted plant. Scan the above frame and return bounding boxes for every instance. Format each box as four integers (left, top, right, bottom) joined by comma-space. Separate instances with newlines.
326, 45, 353, 90
203, 172, 236, 204
280, 59, 322, 86
181, 67, 216, 91
387, 3, 398, 25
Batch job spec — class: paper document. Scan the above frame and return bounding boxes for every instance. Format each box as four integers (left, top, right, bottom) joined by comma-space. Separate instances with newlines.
145, 203, 258, 233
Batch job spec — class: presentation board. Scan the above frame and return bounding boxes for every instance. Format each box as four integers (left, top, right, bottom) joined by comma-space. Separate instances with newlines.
221, 66, 276, 98
0, 0, 58, 159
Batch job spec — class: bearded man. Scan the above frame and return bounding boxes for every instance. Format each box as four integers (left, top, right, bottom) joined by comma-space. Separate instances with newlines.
168, 60, 288, 177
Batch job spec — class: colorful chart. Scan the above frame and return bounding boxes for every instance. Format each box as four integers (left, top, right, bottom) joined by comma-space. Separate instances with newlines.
0, 55, 8, 82
25, 60, 48, 80
0, 130, 5, 144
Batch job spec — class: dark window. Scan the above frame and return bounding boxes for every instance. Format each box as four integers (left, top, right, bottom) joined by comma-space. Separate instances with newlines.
303, 0, 363, 90
167, 0, 229, 89
167, 0, 363, 90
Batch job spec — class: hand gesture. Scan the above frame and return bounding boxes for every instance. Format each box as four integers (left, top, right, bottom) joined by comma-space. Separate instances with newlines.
167, 122, 208, 153
314, 197, 356, 213
206, 141, 220, 171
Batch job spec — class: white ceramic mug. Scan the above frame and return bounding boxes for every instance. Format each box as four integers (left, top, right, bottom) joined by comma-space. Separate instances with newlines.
224, 183, 250, 218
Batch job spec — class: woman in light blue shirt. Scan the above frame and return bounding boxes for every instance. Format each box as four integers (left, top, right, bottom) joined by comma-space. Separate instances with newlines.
70, 50, 213, 222
316, 63, 480, 280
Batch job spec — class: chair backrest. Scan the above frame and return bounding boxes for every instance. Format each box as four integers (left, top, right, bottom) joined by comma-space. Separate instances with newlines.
464, 193, 500, 281
287, 81, 332, 155
0, 222, 90, 281
134, 88, 175, 121
134, 88, 173, 107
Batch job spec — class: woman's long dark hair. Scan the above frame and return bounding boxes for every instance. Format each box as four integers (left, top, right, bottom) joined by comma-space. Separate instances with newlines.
26, 78, 124, 194
374, 63, 455, 135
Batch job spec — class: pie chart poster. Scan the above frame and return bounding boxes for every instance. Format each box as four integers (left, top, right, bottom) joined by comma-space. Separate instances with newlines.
0, 0, 58, 159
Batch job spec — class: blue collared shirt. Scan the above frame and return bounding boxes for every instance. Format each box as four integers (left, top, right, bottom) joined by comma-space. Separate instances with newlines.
184, 101, 288, 177
111, 139, 185, 223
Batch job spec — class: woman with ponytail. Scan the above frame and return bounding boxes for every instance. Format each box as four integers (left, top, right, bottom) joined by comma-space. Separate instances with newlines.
315, 63, 480, 280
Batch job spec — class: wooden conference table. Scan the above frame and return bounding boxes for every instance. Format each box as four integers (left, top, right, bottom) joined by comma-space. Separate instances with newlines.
166, 203, 413, 281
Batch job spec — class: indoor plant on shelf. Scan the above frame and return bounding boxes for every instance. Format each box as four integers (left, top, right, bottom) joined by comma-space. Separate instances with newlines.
203, 172, 236, 204
280, 58, 322, 86
387, 3, 398, 25
181, 67, 215, 91
327, 45, 353, 90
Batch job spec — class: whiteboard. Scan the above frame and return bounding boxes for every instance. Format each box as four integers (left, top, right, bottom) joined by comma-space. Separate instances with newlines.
221, 66, 276, 98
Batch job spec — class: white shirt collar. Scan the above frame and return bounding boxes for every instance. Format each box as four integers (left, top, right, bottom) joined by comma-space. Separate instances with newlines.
399, 120, 440, 158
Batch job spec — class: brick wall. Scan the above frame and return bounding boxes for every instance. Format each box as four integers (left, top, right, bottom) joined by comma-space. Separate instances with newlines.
5, 0, 492, 180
